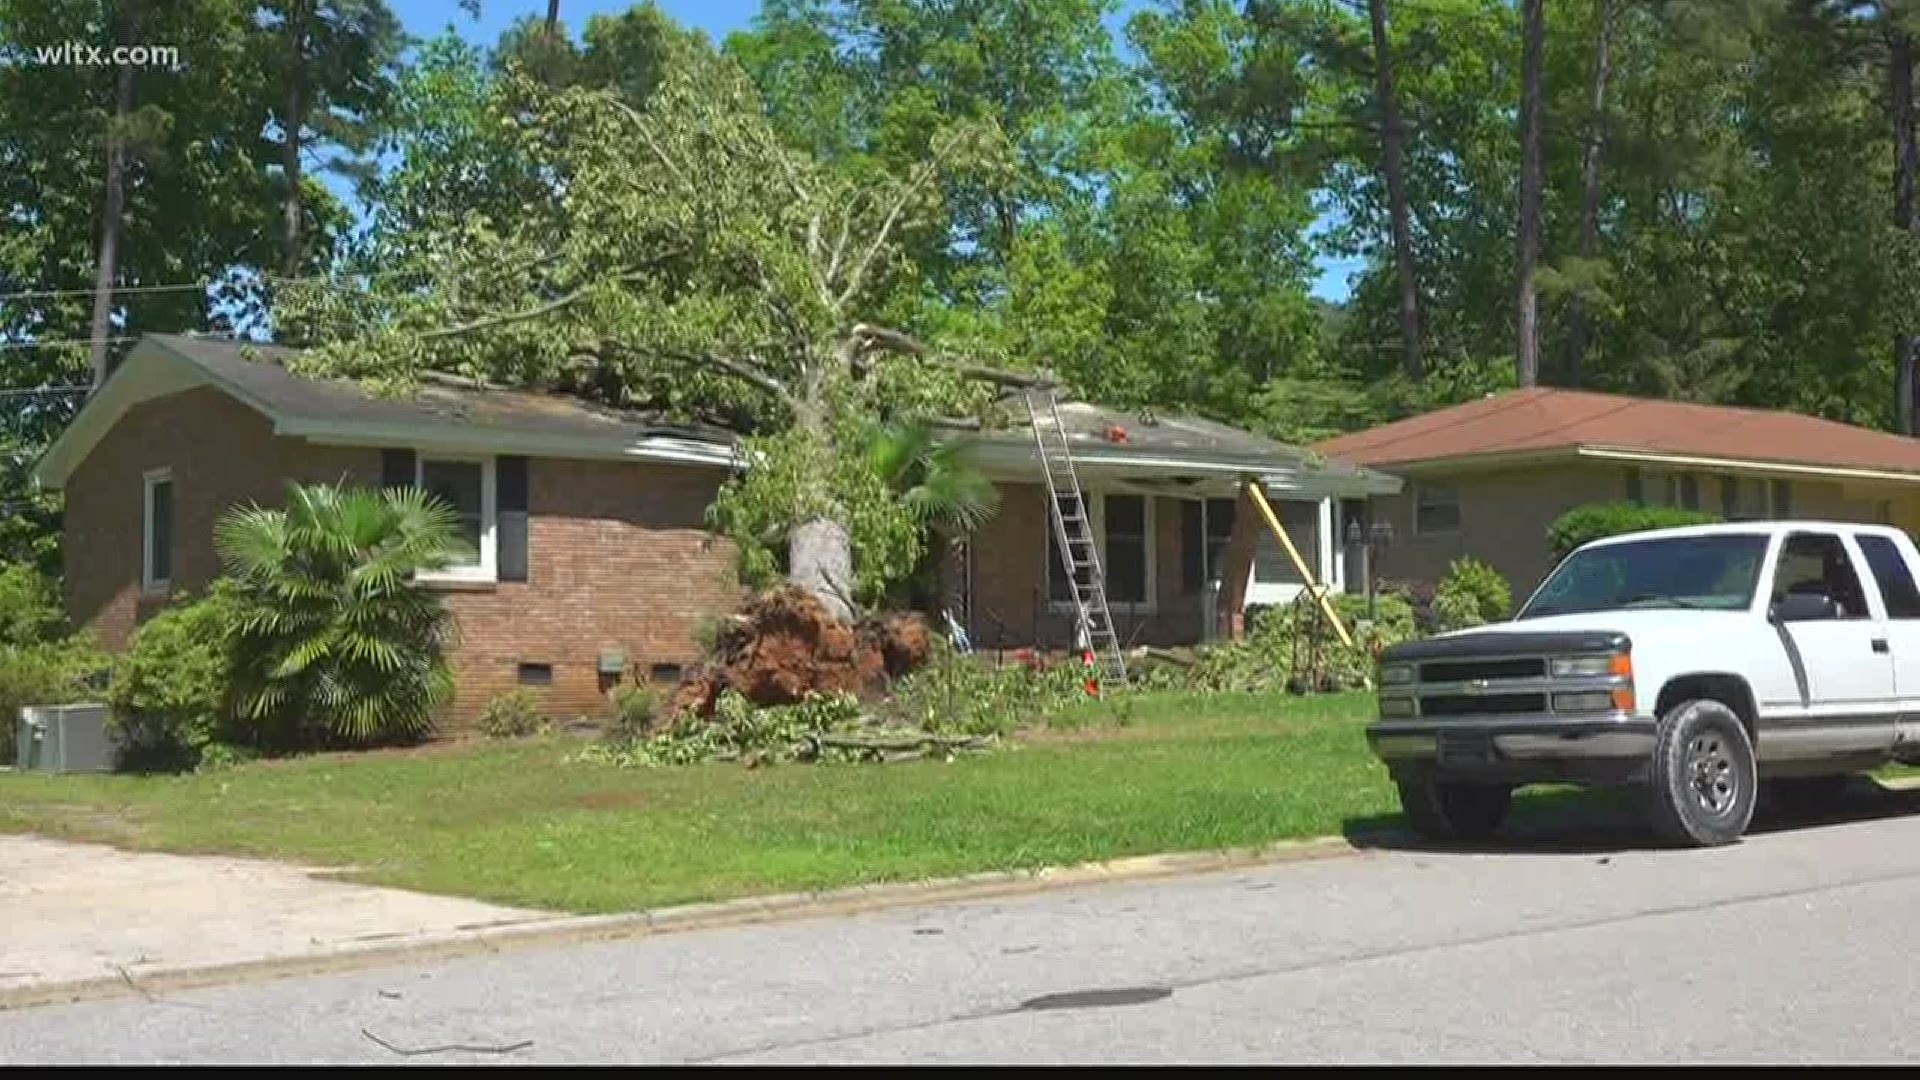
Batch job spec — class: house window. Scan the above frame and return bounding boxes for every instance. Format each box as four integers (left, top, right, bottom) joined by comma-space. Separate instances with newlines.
1180, 497, 1237, 594
142, 468, 173, 592
1414, 482, 1460, 535
1666, 473, 1700, 511
1625, 467, 1643, 505
417, 456, 496, 581
1771, 479, 1793, 518
1104, 494, 1149, 605
1046, 492, 1155, 610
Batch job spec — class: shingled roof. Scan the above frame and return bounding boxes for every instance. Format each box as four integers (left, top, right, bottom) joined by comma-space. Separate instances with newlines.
1315, 387, 1920, 480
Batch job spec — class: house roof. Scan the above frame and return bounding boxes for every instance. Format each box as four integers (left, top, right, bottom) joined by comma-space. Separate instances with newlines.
1313, 387, 1920, 483
36, 335, 739, 488
36, 334, 1401, 499
964, 400, 1401, 496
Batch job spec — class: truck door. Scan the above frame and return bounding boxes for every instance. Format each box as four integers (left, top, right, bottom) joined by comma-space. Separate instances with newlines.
1765, 531, 1897, 756
1852, 532, 1920, 722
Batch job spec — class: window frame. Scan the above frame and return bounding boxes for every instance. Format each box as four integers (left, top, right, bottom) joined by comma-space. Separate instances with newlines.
415, 454, 498, 584
1856, 533, 1920, 620
1046, 490, 1157, 615
1413, 481, 1461, 536
141, 467, 174, 594
1770, 530, 1872, 620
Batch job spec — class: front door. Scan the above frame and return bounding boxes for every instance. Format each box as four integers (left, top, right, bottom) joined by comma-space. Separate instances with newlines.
1764, 531, 1897, 758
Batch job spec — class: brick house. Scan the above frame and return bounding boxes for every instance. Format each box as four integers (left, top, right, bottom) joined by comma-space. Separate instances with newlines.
1316, 387, 1920, 600
38, 335, 1397, 728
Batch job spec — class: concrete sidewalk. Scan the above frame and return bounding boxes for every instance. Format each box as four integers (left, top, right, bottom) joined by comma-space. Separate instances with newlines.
0, 836, 552, 1003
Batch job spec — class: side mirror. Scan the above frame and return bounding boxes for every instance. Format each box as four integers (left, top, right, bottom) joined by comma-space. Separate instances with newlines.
1771, 591, 1838, 622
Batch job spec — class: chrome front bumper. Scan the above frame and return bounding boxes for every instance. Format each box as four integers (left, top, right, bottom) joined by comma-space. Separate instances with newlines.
1368, 713, 1658, 781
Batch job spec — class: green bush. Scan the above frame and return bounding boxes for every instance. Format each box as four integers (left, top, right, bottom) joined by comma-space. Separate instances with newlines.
216, 482, 462, 750
1548, 502, 1721, 560
880, 644, 1090, 737
1189, 592, 1418, 694
0, 635, 110, 764
108, 584, 245, 771
0, 564, 63, 647
1433, 557, 1512, 632
479, 689, 550, 739
605, 683, 661, 743
588, 689, 870, 767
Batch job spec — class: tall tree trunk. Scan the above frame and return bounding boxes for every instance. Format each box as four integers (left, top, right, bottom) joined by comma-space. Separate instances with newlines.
786, 402, 856, 622
1566, 0, 1613, 387
88, 4, 139, 388
1516, 0, 1546, 388
1368, 0, 1423, 381
545, 0, 561, 34
280, 3, 310, 279
1893, 25, 1919, 434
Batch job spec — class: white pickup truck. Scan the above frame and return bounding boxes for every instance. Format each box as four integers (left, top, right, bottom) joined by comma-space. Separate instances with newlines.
1367, 521, 1920, 847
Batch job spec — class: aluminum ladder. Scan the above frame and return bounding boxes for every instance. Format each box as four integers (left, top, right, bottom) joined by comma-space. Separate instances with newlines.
1024, 386, 1127, 685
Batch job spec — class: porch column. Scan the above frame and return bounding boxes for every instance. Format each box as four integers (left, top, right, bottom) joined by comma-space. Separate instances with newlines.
1317, 497, 1339, 593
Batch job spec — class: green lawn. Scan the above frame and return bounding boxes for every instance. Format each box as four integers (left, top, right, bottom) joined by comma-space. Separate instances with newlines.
0, 691, 1397, 913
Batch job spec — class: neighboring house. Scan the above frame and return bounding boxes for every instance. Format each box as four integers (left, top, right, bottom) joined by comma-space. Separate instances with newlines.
1316, 387, 1920, 599
37, 335, 1397, 728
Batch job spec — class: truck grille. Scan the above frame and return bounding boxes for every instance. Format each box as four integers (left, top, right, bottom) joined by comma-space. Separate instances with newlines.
1420, 692, 1546, 717
1420, 658, 1545, 682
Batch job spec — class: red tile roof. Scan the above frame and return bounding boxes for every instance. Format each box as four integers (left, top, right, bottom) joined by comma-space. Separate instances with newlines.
1314, 387, 1920, 476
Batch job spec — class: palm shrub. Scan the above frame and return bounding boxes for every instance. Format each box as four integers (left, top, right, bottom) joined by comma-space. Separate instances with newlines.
215, 482, 464, 749
863, 421, 1001, 610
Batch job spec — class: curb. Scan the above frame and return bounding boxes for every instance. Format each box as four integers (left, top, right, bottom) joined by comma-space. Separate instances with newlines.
0, 834, 1359, 1012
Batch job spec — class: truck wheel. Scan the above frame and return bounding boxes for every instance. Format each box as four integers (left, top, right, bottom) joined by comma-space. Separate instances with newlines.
1396, 778, 1513, 842
1645, 699, 1756, 847
1767, 774, 1852, 813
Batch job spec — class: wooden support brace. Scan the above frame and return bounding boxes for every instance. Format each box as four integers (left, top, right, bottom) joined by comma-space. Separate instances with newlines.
1243, 480, 1355, 650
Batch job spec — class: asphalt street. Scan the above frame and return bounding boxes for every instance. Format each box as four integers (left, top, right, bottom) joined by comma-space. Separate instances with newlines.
8, 790, 1920, 1064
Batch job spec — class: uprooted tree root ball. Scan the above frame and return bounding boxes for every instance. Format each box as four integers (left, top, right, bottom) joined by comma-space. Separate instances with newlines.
664, 587, 933, 722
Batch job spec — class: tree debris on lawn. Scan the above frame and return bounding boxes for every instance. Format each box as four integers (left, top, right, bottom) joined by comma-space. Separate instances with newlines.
664, 587, 932, 723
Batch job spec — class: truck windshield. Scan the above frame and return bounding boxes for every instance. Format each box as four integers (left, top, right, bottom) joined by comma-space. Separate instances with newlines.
1519, 534, 1770, 619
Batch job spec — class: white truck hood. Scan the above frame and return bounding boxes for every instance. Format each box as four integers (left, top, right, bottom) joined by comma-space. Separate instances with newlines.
1432, 609, 1767, 716
1459, 609, 1753, 641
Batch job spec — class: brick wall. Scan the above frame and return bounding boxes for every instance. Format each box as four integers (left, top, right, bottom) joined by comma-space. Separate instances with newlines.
63, 387, 742, 733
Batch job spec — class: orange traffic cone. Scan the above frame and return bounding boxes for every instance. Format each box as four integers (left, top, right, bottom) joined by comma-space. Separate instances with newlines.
1082, 648, 1100, 698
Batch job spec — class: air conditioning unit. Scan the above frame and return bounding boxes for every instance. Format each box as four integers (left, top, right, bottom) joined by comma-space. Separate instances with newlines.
15, 703, 115, 773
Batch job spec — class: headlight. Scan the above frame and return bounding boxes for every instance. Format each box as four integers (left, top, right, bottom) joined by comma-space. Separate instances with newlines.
1379, 663, 1416, 686
1379, 696, 1417, 718
1550, 655, 1615, 678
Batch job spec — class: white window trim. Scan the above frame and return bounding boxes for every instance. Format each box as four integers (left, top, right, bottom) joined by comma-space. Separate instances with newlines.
141, 467, 173, 594
416, 454, 498, 584
1047, 490, 1157, 615
1412, 480, 1461, 536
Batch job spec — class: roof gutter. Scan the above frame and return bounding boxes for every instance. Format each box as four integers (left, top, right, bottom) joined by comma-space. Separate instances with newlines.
287, 421, 738, 469
1573, 446, 1920, 487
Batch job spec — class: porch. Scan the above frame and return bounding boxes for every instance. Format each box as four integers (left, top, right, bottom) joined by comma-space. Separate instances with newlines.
946, 403, 1400, 653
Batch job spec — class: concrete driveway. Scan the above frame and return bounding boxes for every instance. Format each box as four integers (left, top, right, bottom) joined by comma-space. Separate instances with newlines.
0, 836, 549, 1000
10, 789, 1920, 1063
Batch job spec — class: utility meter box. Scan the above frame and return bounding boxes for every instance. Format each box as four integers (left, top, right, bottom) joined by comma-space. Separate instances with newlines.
15, 703, 115, 773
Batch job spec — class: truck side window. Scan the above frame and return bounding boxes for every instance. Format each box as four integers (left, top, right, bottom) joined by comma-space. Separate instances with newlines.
1857, 534, 1920, 618
1773, 533, 1870, 618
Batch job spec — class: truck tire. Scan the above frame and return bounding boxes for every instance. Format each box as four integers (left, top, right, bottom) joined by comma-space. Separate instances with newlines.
1396, 778, 1513, 842
1645, 699, 1756, 847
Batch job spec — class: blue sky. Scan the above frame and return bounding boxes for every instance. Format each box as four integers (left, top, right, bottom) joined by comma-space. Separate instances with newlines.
383, 0, 1358, 300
